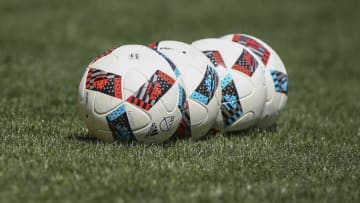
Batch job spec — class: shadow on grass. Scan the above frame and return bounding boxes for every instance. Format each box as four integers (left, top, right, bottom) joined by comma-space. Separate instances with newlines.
66, 124, 279, 146
66, 133, 148, 147
66, 133, 101, 144
66, 133, 190, 147
224, 124, 279, 139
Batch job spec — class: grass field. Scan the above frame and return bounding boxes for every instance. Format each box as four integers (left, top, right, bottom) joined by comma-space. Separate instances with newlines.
1, 0, 360, 202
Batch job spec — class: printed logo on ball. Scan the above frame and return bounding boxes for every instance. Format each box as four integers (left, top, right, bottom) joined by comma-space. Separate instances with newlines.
159, 116, 175, 131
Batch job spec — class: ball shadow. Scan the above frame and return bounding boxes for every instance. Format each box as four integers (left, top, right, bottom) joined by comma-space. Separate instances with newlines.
66, 133, 152, 146
66, 133, 101, 144
66, 124, 279, 146
224, 123, 279, 139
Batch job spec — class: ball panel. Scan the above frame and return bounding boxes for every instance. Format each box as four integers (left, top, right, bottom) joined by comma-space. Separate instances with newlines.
230, 70, 252, 98
126, 69, 176, 111
264, 70, 275, 103
94, 92, 123, 115
123, 102, 151, 131
190, 65, 219, 105
231, 49, 259, 77
135, 101, 182, 143
171, 84, 192, 140
188, 99, 208, 126
122, 69, 148, 99
105, 104, 136, 142
84, 90, 114, 141
227, 112, 255, 131
219, 73, 244, 130
244, 66, 267, 116
279, 93, 288, 111
211, 109, 225, 134
85, 68, 123, 99
270, 69, 288, 95
159, 80, 180, 113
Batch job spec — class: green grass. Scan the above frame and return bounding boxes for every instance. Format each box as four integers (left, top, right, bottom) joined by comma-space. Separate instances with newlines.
1, 0, 360, 202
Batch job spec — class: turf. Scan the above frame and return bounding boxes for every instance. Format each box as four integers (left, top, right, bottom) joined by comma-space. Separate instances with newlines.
0, 0, 359, 202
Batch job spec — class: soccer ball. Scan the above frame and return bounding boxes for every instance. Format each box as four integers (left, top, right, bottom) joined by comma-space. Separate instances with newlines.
148, 40, 222, 139
221, 34, 288, 127
78, 45, 183, 143
192, 38, 267, 132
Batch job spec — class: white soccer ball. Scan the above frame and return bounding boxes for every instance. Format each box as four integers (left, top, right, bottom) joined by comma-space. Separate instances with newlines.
149, 40, 222, 139
192, 38, 267, 132
78, 45, 183, 143
221, 34, 288, 127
